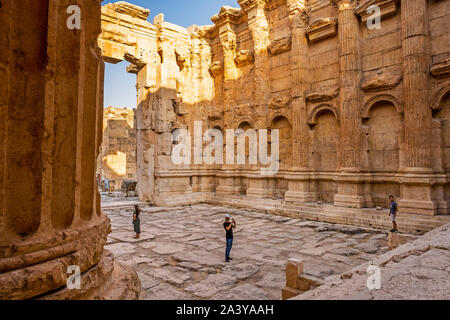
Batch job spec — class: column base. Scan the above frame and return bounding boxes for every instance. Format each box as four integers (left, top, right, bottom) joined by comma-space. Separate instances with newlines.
334, 194, 365, 208
398, 199, 438, 216
41, 250, 141, 300
284, 173, 318, 203
285, 191, 319, 203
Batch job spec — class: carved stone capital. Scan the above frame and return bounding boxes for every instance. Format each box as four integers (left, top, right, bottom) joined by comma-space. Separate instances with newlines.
287, 0, 310, 29
238, 0, 268, 13
330, 0, 360, 11
211, 6, 242, 27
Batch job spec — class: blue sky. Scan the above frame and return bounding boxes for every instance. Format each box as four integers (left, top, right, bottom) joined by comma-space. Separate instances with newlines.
103, 0, 239, 109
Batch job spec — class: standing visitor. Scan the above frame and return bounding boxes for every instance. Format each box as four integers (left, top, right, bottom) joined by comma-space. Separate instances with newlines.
133, 204, 142, 239
389, 195, 398, 232
223, 214, 236, 262
104, 177, 110, 193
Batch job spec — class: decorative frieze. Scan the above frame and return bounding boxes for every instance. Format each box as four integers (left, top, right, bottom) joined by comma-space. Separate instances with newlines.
305, 18, 338, 42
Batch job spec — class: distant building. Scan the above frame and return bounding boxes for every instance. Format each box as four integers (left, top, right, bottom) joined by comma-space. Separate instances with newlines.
97, 106, 137, 191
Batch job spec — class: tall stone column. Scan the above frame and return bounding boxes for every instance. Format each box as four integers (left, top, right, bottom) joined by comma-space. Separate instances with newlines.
0, 0, 139, 299
284, 0, 318, 203
399, 0, 437, 215
333, 0, 365, 208
213, 7, 242, 196
238, 0, 274, 198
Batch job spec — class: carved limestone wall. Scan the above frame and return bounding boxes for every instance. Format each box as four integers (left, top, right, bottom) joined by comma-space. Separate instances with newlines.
98, 0, 450, 223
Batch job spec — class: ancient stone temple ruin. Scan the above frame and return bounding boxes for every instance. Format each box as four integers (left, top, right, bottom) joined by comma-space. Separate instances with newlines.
97, 107, 137, 191
1, 0, 449, 300
99, 0, 449, 232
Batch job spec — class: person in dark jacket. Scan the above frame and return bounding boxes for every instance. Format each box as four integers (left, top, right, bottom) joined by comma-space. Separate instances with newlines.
223, 214, 236, 262
133, 204, 141, 239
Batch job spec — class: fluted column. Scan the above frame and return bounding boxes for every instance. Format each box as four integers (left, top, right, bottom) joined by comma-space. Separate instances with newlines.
0, 0, 113, 299
398, 0, 437, 215
284, 0, 319, 204
333, 0, 365, 208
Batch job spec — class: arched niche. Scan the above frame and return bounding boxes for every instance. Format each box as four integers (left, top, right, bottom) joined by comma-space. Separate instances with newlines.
271, 115, 292, 169
361, 94, 402, 120
308, 106, 340, 173
365, 100, 402, 172
433, 89, 450, 172
308, 104, 339, 127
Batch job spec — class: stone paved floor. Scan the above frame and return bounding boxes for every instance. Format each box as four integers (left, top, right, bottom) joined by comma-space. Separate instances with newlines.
102, 201, 392, 300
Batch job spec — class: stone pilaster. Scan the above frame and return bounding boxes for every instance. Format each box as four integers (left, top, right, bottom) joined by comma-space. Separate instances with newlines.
213, 7, 242, 196
333, 0, 365, 208
284, 0, 319, 203
238, 0, 270, 129
238, 0, 273, 198
398, 0, 437, 215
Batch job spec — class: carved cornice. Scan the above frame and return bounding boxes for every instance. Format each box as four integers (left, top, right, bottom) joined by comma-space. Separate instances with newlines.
211, 6, 242, 26
305, 18, 338, 42
268, 36, 292, 55
431, 59, 450, 79
112, 1, 150, 20
360, 70, 403, 92
286, 0, 310, 28
234, 50, 254, 67
306, 86, 340, 102
355, 0, 399, 23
